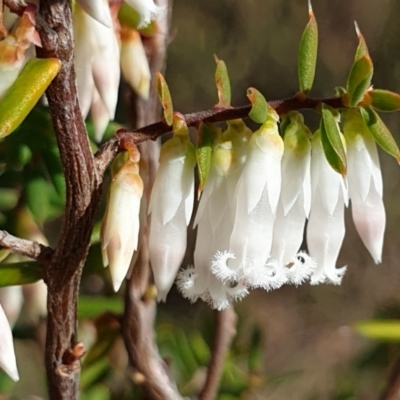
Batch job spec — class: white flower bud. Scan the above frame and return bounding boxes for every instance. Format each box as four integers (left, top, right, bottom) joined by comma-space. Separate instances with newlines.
120, 28, 151, 100
101, 149, 143, 291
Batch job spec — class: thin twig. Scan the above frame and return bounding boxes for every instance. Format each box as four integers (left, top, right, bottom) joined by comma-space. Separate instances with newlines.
198, 308, 237, 400
0, 230, 53, 264
94, 95, 346, 177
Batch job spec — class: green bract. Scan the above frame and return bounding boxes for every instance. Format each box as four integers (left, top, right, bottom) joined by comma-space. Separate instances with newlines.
346, 55, 373, 107
368, 89, 400, 112
196, 123, 217, 195
157, 73, 174, 126
215, 58, 231, 107
360, 107, 400, 162
320, 105, 347, 175
247, 88, 268, 124
298, 1, 318, 94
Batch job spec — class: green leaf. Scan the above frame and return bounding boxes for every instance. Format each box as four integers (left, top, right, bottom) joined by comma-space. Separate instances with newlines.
196, 123, 215, 196
215, 58, 231, 107
353, 320, 400, 341
298, 0, 318, 93
360, 107, 400, 162
156, 73, 173, 126
25, 176, 52, 223
354, 21, 369, 61
368, 89, 400, 112
0, 57, 61, 138
0, 262, 43, 287
346, 55, 373, 107
320, 105, 347, 175
78, 296, 123, 320
247, 88, 268, 124
118, 3, 156, 35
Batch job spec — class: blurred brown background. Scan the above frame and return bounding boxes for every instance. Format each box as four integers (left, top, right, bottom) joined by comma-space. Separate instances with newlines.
164, 1, 400, 399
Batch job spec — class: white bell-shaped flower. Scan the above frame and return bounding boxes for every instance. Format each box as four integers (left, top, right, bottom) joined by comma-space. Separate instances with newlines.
228, 109, 285, 282
307, 131, 348, 284
343, 109, 385, 263
270, 114, 312, 284
148, 115, 196, 301
124, 0, 164, 28
74, 3, 120, 141
0, 303, 19, 381
101, 147, 143, 291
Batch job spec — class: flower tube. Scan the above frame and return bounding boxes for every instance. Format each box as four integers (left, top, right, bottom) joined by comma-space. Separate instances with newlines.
343, 109, 385, 263
148, 114, 196, 301
307, 131, 348, 284
270, 113, 314, 284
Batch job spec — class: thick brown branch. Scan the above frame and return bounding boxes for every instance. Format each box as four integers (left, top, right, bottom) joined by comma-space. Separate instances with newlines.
198, 308, 237, 400
95, 95, 346, 178
0, 230, 53, 264
36, 0, 101, 398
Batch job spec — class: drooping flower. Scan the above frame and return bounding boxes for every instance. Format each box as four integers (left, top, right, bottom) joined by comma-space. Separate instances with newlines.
270, 113, 314, 284
226, 109, 286, 286
124, 0, 164, 28
73, 3, 120, 141
343, 109, 385, 263
307, 130, 348, 284
101, 146, 143, 291
0, 5, 40, 99
148, 114, 196, 301
0, 303, 19, 381
179, 122, 249, 309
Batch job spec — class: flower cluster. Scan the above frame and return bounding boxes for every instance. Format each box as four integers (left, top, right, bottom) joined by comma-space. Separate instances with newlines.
171, 109, 386, 310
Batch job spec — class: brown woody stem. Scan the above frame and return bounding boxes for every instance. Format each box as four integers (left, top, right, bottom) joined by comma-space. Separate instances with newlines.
198, 308, 237, 400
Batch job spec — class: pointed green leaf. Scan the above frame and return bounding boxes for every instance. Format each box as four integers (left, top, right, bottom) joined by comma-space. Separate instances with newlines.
215, 58, 231, 107
298, 0, 318, 94
0, 57, 61, 138
320, 104, 347, 175
0, 262, 43, 287
196, 123, 215, 195
346, 55, 373, 107
353, 320, 400, 341
368, 89, 400, 112
247, 88, 268, 124
360, 107, 400, 162
354, 21, 369, 61
156, 73, 173, 126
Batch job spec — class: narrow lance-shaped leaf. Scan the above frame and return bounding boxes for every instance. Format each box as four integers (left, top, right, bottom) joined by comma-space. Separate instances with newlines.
354, 21, 369, 61
353, 320, 400, 342
0, 57, 61, 138
298, 0, 318, 94
346, 55, 373, 107
0, 262, 44, 287
215, 57, 231, 107
156, 72, 173, 126
196, 123, 216, 196
367, 89, 400, 112
320, 104, 347, 175
247, 87, 268, 124
360, 107, 400, 162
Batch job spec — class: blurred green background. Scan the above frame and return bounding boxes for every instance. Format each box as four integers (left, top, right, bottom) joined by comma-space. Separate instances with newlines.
1, 0, 400, 399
